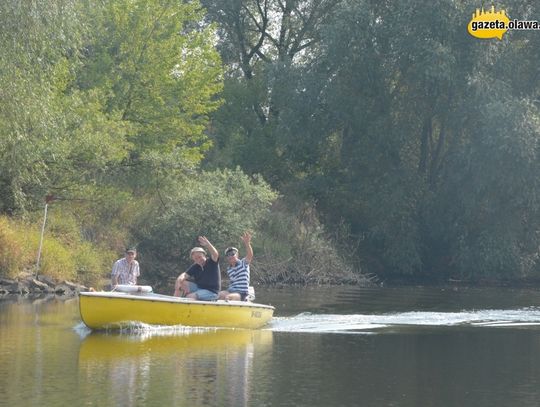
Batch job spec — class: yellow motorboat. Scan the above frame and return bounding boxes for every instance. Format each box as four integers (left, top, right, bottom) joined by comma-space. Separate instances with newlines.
78, 286, 275, 330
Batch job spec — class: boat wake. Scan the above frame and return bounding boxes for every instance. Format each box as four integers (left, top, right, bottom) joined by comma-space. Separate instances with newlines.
73, 321, 221, 339
268, 307, 540, 334
74, 308, 540, 337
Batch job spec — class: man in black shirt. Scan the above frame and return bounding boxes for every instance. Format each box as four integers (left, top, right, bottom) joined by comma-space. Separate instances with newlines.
174, 236, 221, 301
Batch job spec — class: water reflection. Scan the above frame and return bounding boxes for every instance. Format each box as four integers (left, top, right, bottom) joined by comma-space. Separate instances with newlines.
0, 297, 83, 406
77, 329, 273, 407
6, 286, 540, 406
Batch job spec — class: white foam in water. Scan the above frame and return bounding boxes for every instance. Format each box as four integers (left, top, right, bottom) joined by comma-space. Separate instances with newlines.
74, 308, 540, 336
115, 322, 217, 335
269, 307, 540, 334
74, 320, 220, 340
73, 321, 92, 339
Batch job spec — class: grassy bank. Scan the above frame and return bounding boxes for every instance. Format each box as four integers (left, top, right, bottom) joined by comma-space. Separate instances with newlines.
0, 215, 114, 287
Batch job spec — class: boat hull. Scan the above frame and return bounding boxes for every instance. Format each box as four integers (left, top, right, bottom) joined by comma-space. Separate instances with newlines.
79, 291, 274, 330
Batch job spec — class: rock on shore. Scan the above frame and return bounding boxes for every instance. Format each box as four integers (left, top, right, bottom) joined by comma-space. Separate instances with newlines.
0, 273, 88, 296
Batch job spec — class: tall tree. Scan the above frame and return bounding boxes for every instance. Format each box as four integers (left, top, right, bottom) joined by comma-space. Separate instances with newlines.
0, 0, 224, 214
305, 0, 540, 279
77, 0, 223, 185
205, 0, 540, 281
201, 0, 343, 184
0, 0, 90, 213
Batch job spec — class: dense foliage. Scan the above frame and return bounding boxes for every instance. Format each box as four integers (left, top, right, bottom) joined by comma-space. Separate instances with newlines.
1, 0, 539, 286
203, 0, 540, 282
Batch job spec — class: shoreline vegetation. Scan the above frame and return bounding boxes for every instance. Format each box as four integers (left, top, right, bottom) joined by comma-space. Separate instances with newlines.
0, 203, 370, 294
0, 212, 374, 294
3, 271, 540, 300
1, 1, 539, 288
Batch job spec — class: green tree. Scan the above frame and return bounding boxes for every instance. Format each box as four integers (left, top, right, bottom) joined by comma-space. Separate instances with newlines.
0, 0, 85, 213
205, 0, 540, 282
308, 0, 540, 280
0, 0, 228, 284
77, 0, 223, 180
201, 0, 343, 184
63, 0, 225, 253
0, 0, 224, 211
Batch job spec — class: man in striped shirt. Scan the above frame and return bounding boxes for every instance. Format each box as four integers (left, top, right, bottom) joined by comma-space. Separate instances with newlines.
219, 231, 253, 301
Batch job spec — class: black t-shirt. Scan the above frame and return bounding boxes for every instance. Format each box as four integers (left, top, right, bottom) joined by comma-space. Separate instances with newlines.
186, 257, 221, 293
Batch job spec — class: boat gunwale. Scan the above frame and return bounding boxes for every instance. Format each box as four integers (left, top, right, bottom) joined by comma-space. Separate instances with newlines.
79, 291, 275, 310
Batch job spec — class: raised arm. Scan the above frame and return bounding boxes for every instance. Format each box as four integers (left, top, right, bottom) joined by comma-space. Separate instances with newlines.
241, 231, 253, 264
198, 236, 219, 262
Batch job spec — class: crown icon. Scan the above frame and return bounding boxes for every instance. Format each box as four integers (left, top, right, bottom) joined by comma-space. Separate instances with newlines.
472, 6, 507, 19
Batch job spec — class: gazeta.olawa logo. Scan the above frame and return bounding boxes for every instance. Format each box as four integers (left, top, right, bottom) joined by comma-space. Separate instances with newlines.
468, 6, 509, 39
468, 6, 540, 40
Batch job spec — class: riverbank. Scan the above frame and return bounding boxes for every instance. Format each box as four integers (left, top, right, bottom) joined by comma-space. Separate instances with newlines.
0, 272, 88, 297
3, 270, 539, 299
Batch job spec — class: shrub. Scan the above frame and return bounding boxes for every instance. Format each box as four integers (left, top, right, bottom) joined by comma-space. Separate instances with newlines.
0, 217, 26, 277
37, 238, 77, 281
75, 242, 115, 287
0, 213, 115, 286
255, 202, 369, 285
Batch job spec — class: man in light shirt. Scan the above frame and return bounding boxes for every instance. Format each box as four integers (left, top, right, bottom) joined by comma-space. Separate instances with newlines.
111, 247, 140, 286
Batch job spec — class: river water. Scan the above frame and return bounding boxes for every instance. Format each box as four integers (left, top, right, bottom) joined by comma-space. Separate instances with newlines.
2, 285, 540, 406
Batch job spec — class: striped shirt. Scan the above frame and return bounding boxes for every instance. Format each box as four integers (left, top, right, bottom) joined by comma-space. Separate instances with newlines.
227, 258, 250, 294
111, 258, 140, 285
